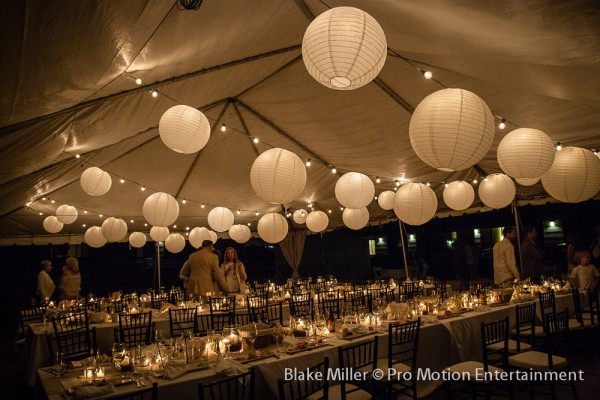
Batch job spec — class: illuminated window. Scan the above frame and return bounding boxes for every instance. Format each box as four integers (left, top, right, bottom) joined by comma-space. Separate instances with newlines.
368, 240, 376, 255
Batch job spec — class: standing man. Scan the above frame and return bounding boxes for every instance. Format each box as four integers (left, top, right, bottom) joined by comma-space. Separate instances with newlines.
493, 227, 520, 285
180, 240, 228, 296
37, 260, 55, 304
521, 226, 544, 282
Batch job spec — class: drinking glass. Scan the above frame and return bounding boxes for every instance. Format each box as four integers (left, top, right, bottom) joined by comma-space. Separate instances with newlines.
53, 351, 65, 376
111, 343, 125, 372
155, 329, 165, 345
246, 324, 258, 353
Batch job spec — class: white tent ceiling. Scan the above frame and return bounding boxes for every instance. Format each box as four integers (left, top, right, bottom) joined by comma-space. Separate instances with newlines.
1, 0, 599, 244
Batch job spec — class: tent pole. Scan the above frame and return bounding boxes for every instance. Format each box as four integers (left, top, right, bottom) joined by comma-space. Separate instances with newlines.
512, 201, 524, 278
157, 242, 162, 291
399, 221, 409, 280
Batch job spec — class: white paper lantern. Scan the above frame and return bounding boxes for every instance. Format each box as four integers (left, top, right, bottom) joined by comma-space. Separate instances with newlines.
409, 88, 495, 172
189, 227, 211, 248
541, 147, 600, 203
55, 204, 78, 224
159, 105, 211, 154
43, 216, 63, 233
84, 226, 107, 248
497, 128, 555, 178
208, 207, 234, 232
377, 191, 395, 210
443, 181, 475, 211
292, 209, 308, 225
342, 208, 369, 230
306, 211, 329, 233
165, 233, 186, 253
80, 167, 112, 196
129, 232, 147, 248
478, 174, 516, 209
302, 7, 387, 90
229, 224, 252, 244
250, 148, 306, 204
143, 192, 179, 227
515, 177, 540, 186
335, 172, 375, 208
258, 213, 288, 244
150, 226, 170, 242
393, 183, 438, 225
209, 230, 218, 244
101, 217, 128, 242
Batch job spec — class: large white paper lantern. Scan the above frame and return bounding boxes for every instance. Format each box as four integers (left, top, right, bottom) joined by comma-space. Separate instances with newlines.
306, 211, 329, 233
302, 7, 387, 90
229, 224, 252, 244
258, 213, 288, 244
189, 227, 211, 248
101, 217, 128, 242
292, 209, 308, 225
409, 88, 495, 172
541, 147, 600, 203
159, 105, 210, 154
80, 167, 112, 196
250, 148, 306, 204
150, 226, 170, 242
335, 172, 375, 208
497, 128, 555, 178
56, 204, 78, 224
165, 233, 186, 253
84, 226, 107, 248
443, 181, 475, 211
43, 216, 63, 233
478, 174, 516, 209
208, 207, 234, 232
393, 183, 438, 225
515, 177, 540, 186
377, 191, 395, 210
342, 207, 369, 230
209, 230, 218, 244
143, 192, 179, 227
129, 232, 147, 248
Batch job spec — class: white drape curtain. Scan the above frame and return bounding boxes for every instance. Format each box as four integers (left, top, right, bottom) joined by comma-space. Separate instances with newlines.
279, 230, 306, 278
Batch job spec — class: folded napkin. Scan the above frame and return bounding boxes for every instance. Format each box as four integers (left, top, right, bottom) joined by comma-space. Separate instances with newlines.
86, 311, 108, 324
340, 323, 366, 334
215, 359, 249, 376
282, 336, 300, 346
421, 314, 439, 324
71, 384, 115, 399
163, 364, 187, 380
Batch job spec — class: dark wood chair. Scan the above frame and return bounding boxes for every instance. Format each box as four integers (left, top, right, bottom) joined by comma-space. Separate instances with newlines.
112, 382, 158, 400
317, 291, 341, 319
169, 307, 198, 337
289, 295, 314, 319
116, 312, 154, 347
151, 292, 171, 309
170, 288, 186, 304
209, 296, 236, 331
198, 368, 255, 400
18, 305, 46, 337
509, 303, 536, 352
48, 311, 96, 362
278, 357, 329, 400
329, 337, 378, 399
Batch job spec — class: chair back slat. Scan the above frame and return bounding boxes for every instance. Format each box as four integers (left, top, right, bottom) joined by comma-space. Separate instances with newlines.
169, 307, 198, 337
388, 319, 420, 370
198, 368, 255, 400
118, 312, 153, 347
481, 317, 509, 370
278, 357, 329, 400
50, 311, 95, 360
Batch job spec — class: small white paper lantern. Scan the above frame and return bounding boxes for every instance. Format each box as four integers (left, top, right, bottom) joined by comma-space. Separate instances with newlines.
409, 88, 495, 172
478, 173, 516, 209
43, 216, 63, 233
302, 7, 387, 90
335, 172, 375, 208
250, 148, 306, 204
342, 207, 369, 230
129, 232, 147, 248
159, 105, 211, 154
541, 147, 600, 203
150, 226, 170, 242
209, 230, 218, 244
515, 177, 540, 186
84, 226, 107, 248
56, 204, 78, 224
101, 217, 128, 242
377, 191, 395, 210
80, 167, 112, 196
208, 207, 234, 232
497, 128, 555, 178
165, 233, 186, 253
292, 209, 308, 224
189, 227, 212, 248
258, 213, 288, 244
443, 181, 475, 211
306, 211, 329, 233
393, 183, 438, 225
229, 224, 252, 244
143, 192, 179, 227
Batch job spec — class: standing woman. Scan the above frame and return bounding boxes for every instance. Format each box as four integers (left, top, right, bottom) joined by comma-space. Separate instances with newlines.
58, 257, 81, 300
221, 247, 248, 293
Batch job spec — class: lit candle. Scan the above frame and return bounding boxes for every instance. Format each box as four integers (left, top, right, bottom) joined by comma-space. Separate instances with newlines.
84, 368, 94, 380
284, 290, 291, 300
96, 367, 104, 379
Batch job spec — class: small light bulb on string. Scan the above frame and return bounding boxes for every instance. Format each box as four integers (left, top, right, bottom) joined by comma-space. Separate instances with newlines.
182, 199, 187, 204
83, 210, 88, 214
253, 137, 259, 144
328, 209, 332, 214
186, 227, 190, 231
39, 212, 43, 215
255, 211, 259, 216
135, 78, 142, 85
120, 178, 125, 183
173, 225, 177, 229
422, 70, 433, 79
444, 183, 449, 188
340, 206, 344, 211
374, 196, 378, 200
247, 222, 251, 226
331, 167, 337, 174
82, 224, 87, 227
484, 177, 489, 182
593, 149, 600, 158
396, 180, 401, 187
144, 223, 148, 227
375, 177, 381, 184
498, 118, 506, 130
201, 203, 205, 208
473, 179, 478, 184
130, 220, 134, 223
141, 186, 146, 191
306, 160, 311, 167
75, 154, 81, 159
42, 197, 47, 201
237, 209, 241, 215
393, 187, 398, 191
99, 214, 103, 218
220, 124, 227, 132
51, 200, 55, 204
426, 182, 431, 187
555, 142, 562, 151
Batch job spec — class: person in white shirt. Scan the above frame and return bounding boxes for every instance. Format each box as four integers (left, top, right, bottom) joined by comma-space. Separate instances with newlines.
569, 250, 599, 290
493, 227, 520, 285
37, 260, 55, 303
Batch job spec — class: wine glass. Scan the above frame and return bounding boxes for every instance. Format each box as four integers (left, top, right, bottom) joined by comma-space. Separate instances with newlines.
155, 329, 165, 345
111, 343, 125, 372
246, 324, 258, 353
314, 312, 327, 336
222, 326, 239, 358
53, 351, 65, 377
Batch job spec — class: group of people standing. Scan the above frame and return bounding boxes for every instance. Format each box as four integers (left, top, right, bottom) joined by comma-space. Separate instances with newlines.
36, 257, 81, 303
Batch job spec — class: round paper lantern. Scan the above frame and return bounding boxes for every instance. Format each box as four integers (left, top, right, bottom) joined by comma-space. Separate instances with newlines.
443, 181, 475, 211
393, 183, 438, 225
209, 230, 218, 244
306, 211, 329, 233
258, 213, 288, 244
143, 192, 179, 227
101, 217, 128, 242
80, 167, 112, 196
165, 233, 186, 253
292, 209, 308, 225
377, 191, 395, 210
207, 207, 234, 232
56, 204, 78, 224
159, 105, 210, 154
43, 216, 63, 233
302, 7, 387, 90
515, 177, 540, 186
189, 227, 211, 248
250, 148, 306, 204
497, 128, 555, 178
129, 232, 147, 248
229, 224, 252, 244
150, 226, 170, 242
335, 172, 375, 208
342, 207, 369, 230
541, 147, 600, 203
409, 88, 495, 172
84, 226, 107, 248
478, 173, 516, 209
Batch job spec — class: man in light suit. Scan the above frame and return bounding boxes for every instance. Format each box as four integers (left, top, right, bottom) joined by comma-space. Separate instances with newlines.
180, 240, 228, 296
